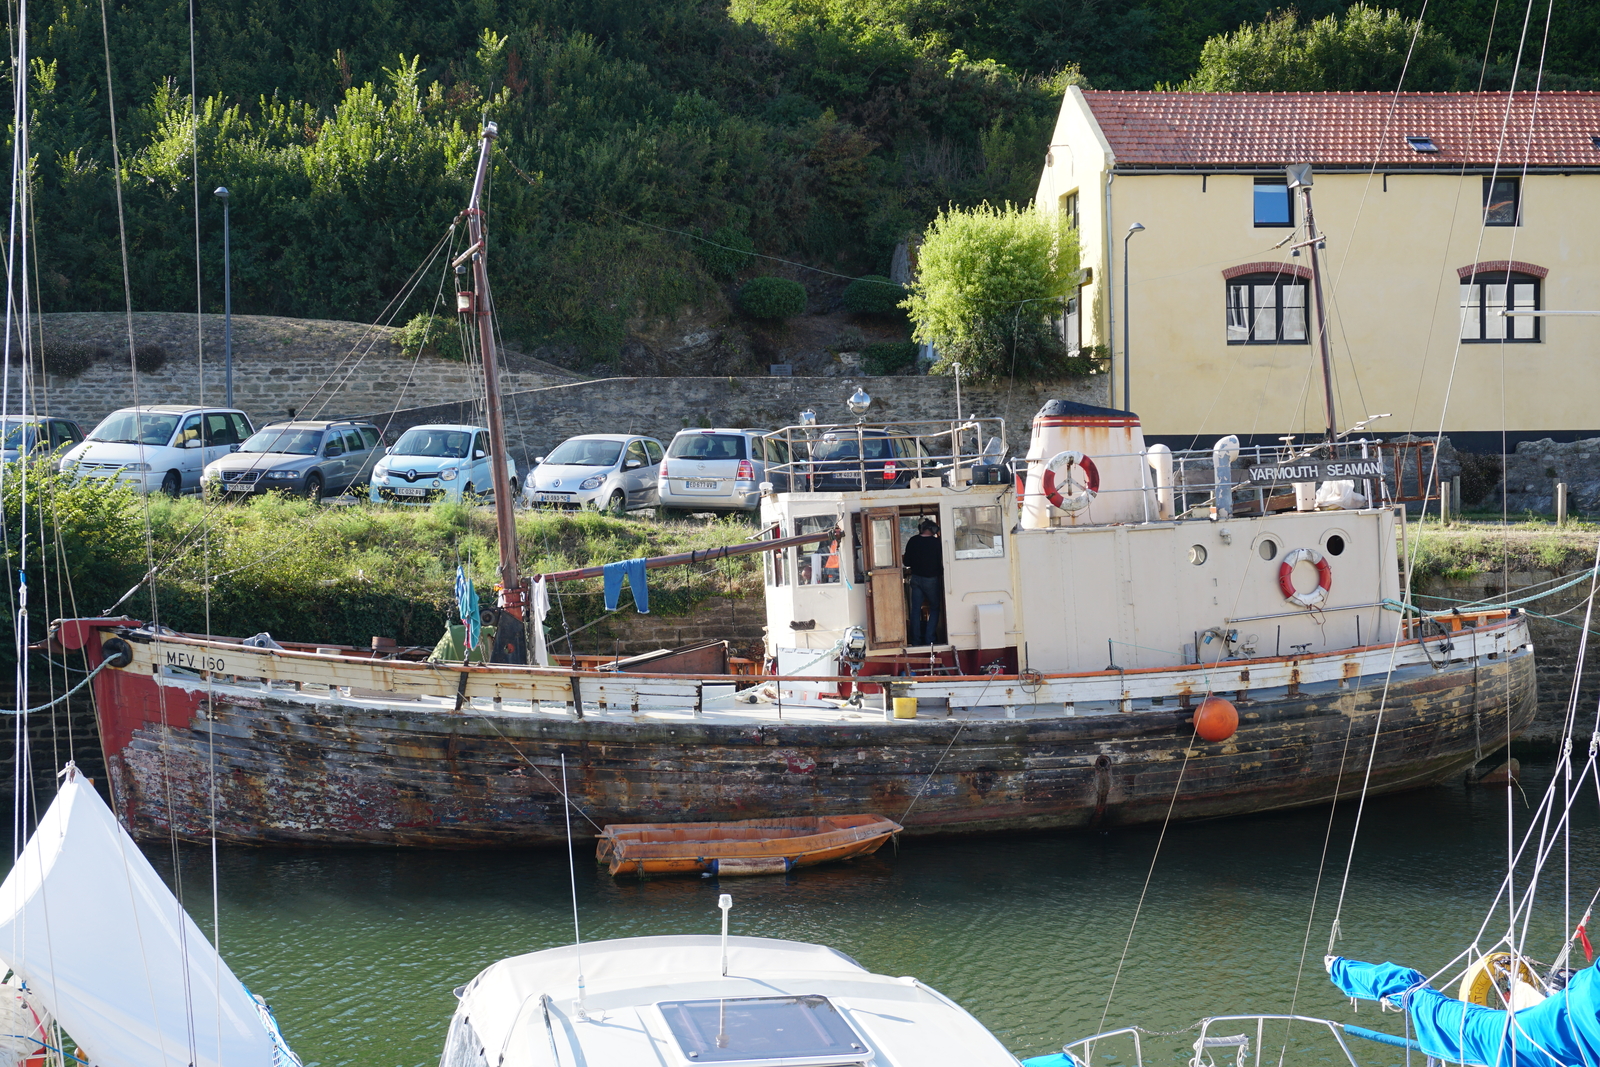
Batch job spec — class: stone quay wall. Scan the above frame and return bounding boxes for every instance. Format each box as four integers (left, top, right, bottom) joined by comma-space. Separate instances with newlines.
362, 374, 1107, 472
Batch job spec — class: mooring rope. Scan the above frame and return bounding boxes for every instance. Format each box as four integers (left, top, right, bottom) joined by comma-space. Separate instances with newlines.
0, 658, 114, 716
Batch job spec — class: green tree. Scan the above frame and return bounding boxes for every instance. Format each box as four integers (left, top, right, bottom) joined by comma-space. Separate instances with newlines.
902, 202, 1081, 383
1180, 4, 1463, 91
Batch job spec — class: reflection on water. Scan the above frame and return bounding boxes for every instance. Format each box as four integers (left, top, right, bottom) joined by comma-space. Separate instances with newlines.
147, 757, 1594, 1067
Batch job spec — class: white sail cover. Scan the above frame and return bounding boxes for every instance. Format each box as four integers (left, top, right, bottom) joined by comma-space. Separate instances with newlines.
0, 766, 285, 1067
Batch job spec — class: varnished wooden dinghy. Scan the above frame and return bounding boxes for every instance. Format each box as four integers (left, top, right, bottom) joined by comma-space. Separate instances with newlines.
599, 814, 902, 877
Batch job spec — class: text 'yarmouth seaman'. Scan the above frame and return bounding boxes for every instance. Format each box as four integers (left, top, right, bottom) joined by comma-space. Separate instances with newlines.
1244, 458, 1386, 485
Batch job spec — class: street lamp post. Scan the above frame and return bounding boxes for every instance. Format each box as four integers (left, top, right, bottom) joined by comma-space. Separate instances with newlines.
1122, 222, 1144, 412
214, 186, 232, 407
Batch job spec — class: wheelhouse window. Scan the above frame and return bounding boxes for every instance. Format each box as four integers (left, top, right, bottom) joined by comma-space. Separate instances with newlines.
1226, 273, 1308, 344
1483, 177, 1520, 226
1460, 271, 1540, 342
1253, 178, 1292, 227
952, 506, 1004, 559
795, 515, 840, 585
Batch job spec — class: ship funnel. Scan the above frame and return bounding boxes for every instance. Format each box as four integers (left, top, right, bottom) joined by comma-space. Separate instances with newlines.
1021, 400, 1148, 528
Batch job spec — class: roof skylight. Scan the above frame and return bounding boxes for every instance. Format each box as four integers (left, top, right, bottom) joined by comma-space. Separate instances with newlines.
1405, 135, 1440, 153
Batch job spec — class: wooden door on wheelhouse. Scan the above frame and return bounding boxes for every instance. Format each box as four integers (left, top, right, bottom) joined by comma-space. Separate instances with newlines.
863, 507, 906, 648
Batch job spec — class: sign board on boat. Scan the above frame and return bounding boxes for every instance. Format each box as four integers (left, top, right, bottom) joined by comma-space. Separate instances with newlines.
1244, 458, 1386, 485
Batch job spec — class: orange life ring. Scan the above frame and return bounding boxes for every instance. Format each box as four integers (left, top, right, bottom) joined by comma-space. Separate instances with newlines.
1041, 450, 1100, 513
1278, 547, 1333, 608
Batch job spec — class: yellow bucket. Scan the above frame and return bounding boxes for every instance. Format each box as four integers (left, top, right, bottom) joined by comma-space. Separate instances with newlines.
893, 697, 918, 719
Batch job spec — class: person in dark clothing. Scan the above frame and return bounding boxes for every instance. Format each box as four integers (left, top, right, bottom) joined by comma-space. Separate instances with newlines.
903, 519, 943, 646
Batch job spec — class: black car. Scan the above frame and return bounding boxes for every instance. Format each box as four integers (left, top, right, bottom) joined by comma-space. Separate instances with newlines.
803, 430, 932, 491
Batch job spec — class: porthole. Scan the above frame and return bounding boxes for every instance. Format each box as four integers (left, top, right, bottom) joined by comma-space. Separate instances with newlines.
1326, 534, 1346, 556
1258, 539, 1278, 561
1189, 544, 1208, 565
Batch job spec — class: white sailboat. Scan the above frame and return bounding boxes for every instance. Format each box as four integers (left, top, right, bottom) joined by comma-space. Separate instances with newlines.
0, 765, 299, 1067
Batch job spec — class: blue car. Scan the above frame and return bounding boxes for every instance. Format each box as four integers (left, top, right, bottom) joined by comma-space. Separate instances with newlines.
369, 424, 517, 505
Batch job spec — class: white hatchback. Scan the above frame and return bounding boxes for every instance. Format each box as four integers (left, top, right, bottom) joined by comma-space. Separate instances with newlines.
524, 434, 664, 515
61, 405, 254, 495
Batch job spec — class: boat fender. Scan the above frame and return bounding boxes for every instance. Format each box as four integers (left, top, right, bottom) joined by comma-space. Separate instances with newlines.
1278, 548, 1333, 608
1041, 450, 1100, 513
1193, 696, 1239, 742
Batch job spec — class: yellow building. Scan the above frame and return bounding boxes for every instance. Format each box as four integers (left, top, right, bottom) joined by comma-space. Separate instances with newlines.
1036, 88, 1600, 449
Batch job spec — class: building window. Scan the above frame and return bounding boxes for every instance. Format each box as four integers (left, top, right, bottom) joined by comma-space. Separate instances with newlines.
1059, 191, 1079, 230
1054, 292, 1081, 354
1460, 271, 1540, 342
1226, 273, 1308, 344
1254, 178, 1292, 227
1483, 177, 1520, 226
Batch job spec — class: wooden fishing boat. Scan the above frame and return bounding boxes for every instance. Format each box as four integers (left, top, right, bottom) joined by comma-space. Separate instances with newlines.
52, 134, 1539, 849
598, 814, 901, 877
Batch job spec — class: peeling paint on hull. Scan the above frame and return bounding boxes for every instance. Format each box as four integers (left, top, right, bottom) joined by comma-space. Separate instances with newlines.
92, 643, 1537, 848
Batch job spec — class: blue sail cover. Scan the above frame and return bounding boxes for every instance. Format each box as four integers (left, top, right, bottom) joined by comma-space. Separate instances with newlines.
1329, 956, 1600, 1067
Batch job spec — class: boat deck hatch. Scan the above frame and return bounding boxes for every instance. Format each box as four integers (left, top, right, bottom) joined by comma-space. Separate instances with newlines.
657, 994, 872, 1064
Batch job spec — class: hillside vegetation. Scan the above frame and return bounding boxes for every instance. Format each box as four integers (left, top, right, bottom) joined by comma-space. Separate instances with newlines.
21, 0, 1598, 364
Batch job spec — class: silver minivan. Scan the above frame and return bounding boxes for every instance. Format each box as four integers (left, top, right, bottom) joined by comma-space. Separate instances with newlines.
61, 405, 254, 495
656, 428, 790, 518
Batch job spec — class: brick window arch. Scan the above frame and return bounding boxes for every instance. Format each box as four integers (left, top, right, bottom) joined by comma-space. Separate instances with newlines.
1458, 262, 1544, 343
1223, 263, 1311, 344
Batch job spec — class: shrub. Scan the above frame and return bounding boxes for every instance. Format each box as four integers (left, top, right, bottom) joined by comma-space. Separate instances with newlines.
133, 343, 168, 374
738, 277, 807, 321
396, 313, 465, 361
860, 341, 918, 375
843, 275, 908, 315
697, 225, 755, 279
904, 202, 1079, 384
36, 340, 102, 378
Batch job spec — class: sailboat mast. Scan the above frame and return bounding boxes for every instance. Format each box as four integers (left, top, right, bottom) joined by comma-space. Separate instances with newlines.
1288, 164, 1338, 442
464, 121, 524, 617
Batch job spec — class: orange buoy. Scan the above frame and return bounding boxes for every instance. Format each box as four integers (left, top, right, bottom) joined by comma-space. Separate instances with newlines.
1193, 697, 1239, 742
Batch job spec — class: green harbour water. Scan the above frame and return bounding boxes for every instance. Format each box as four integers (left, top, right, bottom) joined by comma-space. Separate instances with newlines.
143, 755, 1591, 1067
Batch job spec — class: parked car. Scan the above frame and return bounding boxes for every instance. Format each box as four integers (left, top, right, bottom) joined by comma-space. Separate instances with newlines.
2, 416, 84, 463
524, 434, 664, 515
803, 429, 933, 492
61, 405, 253, 495
370, 424, 516, 505
200, 421, 384, 501
656, 428, 790, 518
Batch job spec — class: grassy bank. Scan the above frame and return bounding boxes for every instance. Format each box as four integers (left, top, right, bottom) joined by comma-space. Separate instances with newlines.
14, 483, 755, 652
1407, 519, 1598, 584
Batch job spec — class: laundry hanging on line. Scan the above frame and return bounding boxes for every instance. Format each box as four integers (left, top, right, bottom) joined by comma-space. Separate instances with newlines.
603, 558, 649, 613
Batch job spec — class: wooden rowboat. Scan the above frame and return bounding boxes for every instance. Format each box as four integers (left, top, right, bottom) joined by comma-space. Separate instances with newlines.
598, 814, 902, 877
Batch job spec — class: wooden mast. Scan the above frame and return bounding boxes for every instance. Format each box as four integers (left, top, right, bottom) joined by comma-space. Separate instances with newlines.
1288, 164, 1338, 442
463, 121, 524, 619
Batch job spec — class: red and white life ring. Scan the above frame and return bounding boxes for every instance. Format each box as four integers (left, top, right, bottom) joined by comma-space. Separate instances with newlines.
1041, 450, 1100, 513
1278, 547, 1333, 608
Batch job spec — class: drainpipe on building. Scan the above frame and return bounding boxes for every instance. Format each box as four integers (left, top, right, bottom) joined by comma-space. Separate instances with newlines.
1103, 171, 1116, 410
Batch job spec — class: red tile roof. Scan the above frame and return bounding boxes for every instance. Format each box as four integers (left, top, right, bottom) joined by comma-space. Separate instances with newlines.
1080, 92, 1600, 168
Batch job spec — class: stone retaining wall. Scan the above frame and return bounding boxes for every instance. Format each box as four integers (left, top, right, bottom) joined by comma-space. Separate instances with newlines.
13, 312, 576, 431
365, 374, 1106, 471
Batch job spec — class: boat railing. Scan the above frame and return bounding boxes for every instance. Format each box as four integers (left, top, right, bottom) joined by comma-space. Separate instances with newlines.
1057, 1013, 1423, 1067
998, 438, 1437, 520
760, 420, 1436, 515
761, 417, 1009, 490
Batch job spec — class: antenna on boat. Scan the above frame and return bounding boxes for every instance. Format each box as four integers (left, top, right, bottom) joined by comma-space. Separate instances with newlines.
719, 893, 733, 976
1286, 163, 1338, 442
561, 754, 587, 1020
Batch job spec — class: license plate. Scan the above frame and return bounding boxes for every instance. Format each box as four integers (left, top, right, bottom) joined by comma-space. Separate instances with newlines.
535, 492, 573, 502
394, 486, 428, 497
685, 478, 718, 490
225, 484, 254, 492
